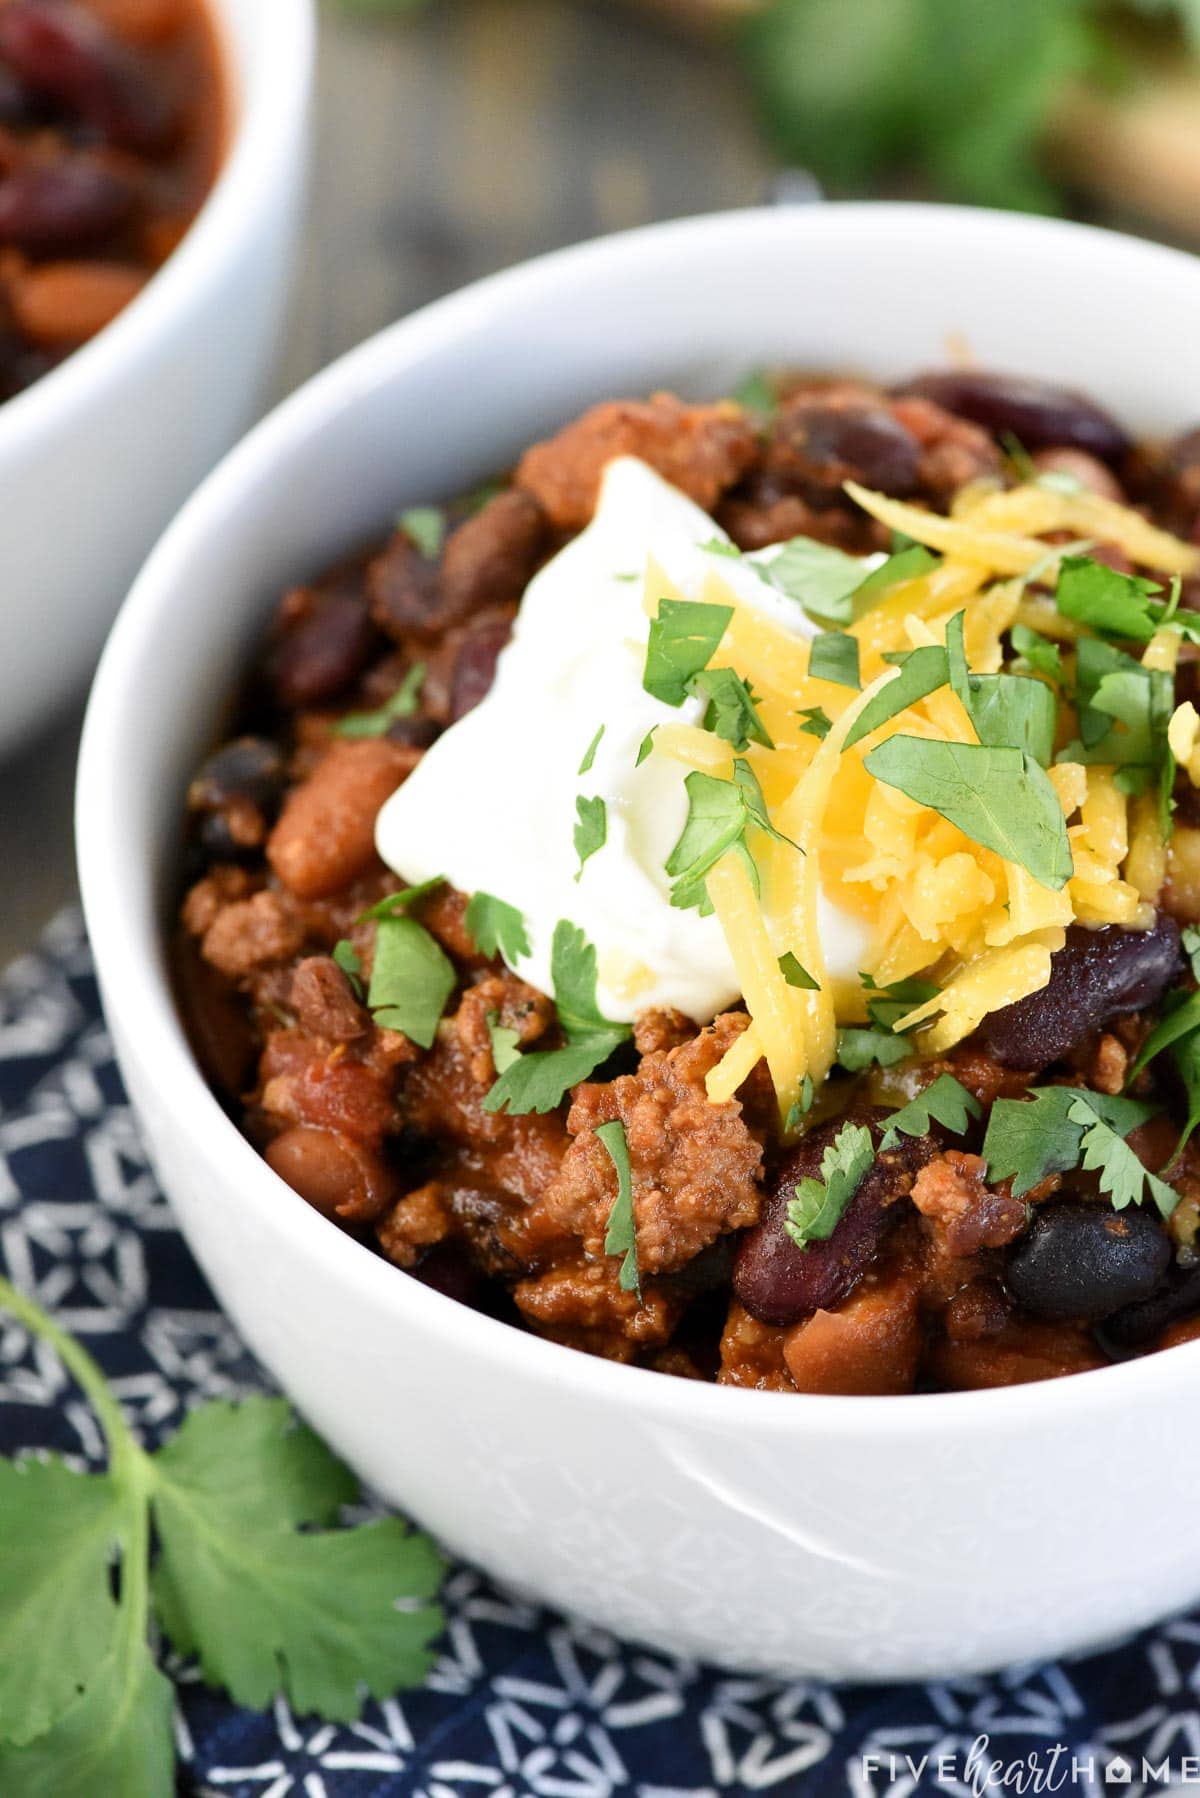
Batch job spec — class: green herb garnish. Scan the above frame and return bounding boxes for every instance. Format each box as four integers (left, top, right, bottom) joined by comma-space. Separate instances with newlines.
765, 537, 869, 624
464, 890, 531, 964
982, 1086, 1161, 1198
879, 1074, 980, 1151
666, 759, 799, 915
731, 368, 778, 419
636, 726, 658, 766
573, 795, 607, 880
483, 921, 630, 1116
835, 1027, 911, 1071
808, 630, 861, 689
485, 1009, 521, 1074
367, 915, 456, 1047
334, 662, 426, 739
843, 643, 948, 748
642, 597, 733, 706
0, 1277, 443, 1796
1010, 622, 1064, 686
692, 667, 774, 749
596, 1119, 640, 1297
331, 939, 364, 996
578, 725, 605, 775
796, 705, 832, 740
356, 875, 445, 924
778, 952, 819, 990
784, 1122, 874, 1249
398, 506, 445, 559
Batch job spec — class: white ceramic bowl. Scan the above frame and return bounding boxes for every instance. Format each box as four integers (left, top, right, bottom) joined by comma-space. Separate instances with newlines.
78, 206, 1200, 1681
0, 0, 314, 755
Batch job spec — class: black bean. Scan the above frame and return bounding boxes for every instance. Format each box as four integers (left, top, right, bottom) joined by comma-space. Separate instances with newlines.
0, 0, 178, 153
449, 610, 513, 720
898, 370, 1130, 462
0, 160, 135, 252
1003, 1200, 1171, 1322
408, 1243, 483, 1307
972, 917, 1183, 1071
1102, 1261, 1200, 1353
189, 737, 285, 816
267, 589, 377, 708
771, 395, 922, 496
732, 1114, 935, 1327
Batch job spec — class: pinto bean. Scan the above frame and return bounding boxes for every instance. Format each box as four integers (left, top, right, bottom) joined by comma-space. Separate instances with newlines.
267, 738, 414, 900
8, 258, 144, 344
0, 159, 135, 251
732, 1114, 936, 1327
267, 585, 377, 708
781, 1256, 923, 1395
449, 608, 513, 720
897, 370, 1130, 462
0, 0, 179, 152
972, 917, 1183, 1070
1003, 1200, 1171, 1322
265, 1124, 397, 1223
766, 391, 921, 497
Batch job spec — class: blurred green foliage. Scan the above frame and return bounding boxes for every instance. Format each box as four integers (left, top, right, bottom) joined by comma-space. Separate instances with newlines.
741, 0, 1200, 210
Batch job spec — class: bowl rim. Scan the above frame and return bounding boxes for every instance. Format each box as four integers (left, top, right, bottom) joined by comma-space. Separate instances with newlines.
0, 0, 316, 458
78, 199, 1200, 1440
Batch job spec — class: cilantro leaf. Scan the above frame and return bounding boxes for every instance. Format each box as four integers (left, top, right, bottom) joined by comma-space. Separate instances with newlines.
596, 1119, 640, 1297
150, 1399, 444, 1718
946, 611, 1055, 763
784, 1121, 874, 1249
398, 506, 445, 559
578, 725, 604, 775
1011, 622, 1064, 686
692, 666, 774, 749
850, 543, 939, 609
1170, 1029, 1200, 1164
1068, 1096, 1179, 1219
784, 1073, 816, 1136
732, 368, 778, 419
335, 662, 426, 739
1127, 989, 1200, 1083
0, 1459, 123, 1746
464, 890, 531, 964
843, 643, 947, 748
1183, 925, 1200, 983
666, 759, 798, 914
864, 735, 1073, 890
636, 726, 658, 766
1056, 555, 1163, 642
808, 629, 861, 688
879, 1074, 981, 1151
573, 795, 607, 880
331, 939, 364, 996
0, 1635, 175, 1798
485, 1009, 521, 1074
367, 915, 456, 1047
764, 536, 868, 623
483, 920, 631, 1116
836, 1026, 911, 1070
796, 705, 832, 740
862, 972, 941, 1032
983, 1086, 1160, 1197
643, 597, 732, 706
778, 951, 819, 990
356, 875, 444, 924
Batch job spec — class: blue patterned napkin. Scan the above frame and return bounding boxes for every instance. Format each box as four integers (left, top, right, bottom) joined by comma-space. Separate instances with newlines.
1, 911, 1194, 1797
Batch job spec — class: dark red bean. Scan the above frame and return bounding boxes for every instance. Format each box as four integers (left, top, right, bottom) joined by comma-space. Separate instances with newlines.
1003, 1200, 1171, 1322
733, 1115, 936, 1327
0, 65, 43, 128
898, 370, 1130, 462
267, 588, 377, 709
973, 918, 1183, 1071
449, 609, 513, 721
0, 0, 178, 153
408, 1243, 482, 1307
769, 394, 922, 496
0, 159, 135, 252
367, 534, 445, 642
385, 714, 439, 750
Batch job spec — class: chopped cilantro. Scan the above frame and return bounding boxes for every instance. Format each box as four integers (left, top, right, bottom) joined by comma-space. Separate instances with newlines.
577, 725, 605, 775
778, 952, 819, 990
879, 1074, 981, 1151
1069, 1095, 1179, 1219
356, 876, 444, 924
1010, 622, 1064, 686
642, 597, 733, 706
596, 1119, 640, 1297
783, 1073, 816, 1136
1183, 925, 1200, 983
731, 368, 778, 419
946, 611, 1055, 764
764, 537, 868, 624
864, 735, 1073, 890
850, 543, 939, 608
635, 726, 658, 766
796, 705, 832, 740
843, 643, 947, 748
1127, 989, 1200, 1084
334, 662, 426, 739
692, 667, 774, 749
464, 890, 531, 965
485, 1009, 521, 1074
862, 972, 941, 1032
836, 1028, 911, 1071
331, 939, 364, 997
982, 1086, 1160, 1198
784, 1122, 874, 1250
397, 506, 445, 559
666, 759, 799, 914
483, 921, 630, 1116
573, 795, 607, 880
808, 630, 861, 689
367, 915, 456, 1048
1056, 556, 1164, 643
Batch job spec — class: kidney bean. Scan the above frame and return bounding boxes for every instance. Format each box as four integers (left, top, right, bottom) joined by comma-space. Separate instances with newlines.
408, 1242, 482, 1307
366, 534, 445, 643
1003, 1200, 1171, 1322
267, 586, 377, 708
768, 392, 922, 497
449, 608, 514, 721
1031, 446, 1125, 502
897, 370, 1130, 462
385, 714, 439, 750
0, 0, 178, 153
0, 159, 135, 251
265, 1124, 397, 1224
1101, 1261, 1200, 1353
441, 490, 547, 619
9, 257, 145, 344
0, 66, 43, 128
732, 1115, 936, 1327
88, 0, 188, 47
972, 917, 1183, 1070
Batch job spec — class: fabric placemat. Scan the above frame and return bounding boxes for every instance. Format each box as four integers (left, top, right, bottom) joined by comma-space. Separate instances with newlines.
1, 910, 1194, 1797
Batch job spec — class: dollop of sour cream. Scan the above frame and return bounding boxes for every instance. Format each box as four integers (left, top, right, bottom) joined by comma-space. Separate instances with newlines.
375, 456, 870, 1022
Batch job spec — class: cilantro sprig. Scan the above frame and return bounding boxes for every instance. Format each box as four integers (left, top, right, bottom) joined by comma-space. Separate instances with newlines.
483, 921, 630, 1115
0, 1275, 443, 1797
784, 1122, 874, 1250
596, 1119, 641, 1297
666, 758, 800, 915
982, 1086, 1176, 1217
335, 662, 426, 739
879, 1074, 980, 1151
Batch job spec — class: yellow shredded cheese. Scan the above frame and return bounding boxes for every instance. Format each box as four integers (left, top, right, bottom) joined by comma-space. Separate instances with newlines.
704, 1019, 764, 1104
705, 850, 805, 1124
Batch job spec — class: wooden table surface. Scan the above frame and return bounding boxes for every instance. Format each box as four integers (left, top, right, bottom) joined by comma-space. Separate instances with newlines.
0, 0, 769, 972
